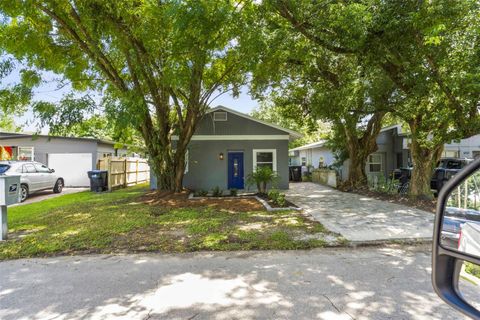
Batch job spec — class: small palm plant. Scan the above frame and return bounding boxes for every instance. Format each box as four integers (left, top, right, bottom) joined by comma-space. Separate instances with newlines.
246, 166, 279, 194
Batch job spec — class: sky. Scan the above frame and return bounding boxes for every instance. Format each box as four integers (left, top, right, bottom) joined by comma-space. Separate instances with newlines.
12, 71, 260, 133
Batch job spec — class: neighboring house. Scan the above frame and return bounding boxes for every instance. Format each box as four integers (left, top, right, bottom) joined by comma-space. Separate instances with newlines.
150, 106, 302, 191
441, 134, 480, 159
290, 124, 480, 182
289, 140, 335, 168
0, 132, 129, 187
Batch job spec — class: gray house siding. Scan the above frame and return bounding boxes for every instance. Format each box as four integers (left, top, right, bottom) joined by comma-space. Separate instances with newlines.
150, 107, 296, 191
183, 139, 289, 191
195, 111, 287, 136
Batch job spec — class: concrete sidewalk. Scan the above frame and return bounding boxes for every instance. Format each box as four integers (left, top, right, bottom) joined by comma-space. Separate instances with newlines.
286, 182, 434, 242
0, 246, 465, 320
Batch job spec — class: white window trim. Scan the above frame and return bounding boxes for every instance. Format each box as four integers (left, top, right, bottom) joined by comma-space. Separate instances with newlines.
367, 153, 383, 173
18, 146, 35, 161
253, 149, 277, 172
213, 111, 227, 121
184, 149, 189, 174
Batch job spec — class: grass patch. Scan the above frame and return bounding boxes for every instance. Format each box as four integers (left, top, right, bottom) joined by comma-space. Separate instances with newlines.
0, 184, 339, 260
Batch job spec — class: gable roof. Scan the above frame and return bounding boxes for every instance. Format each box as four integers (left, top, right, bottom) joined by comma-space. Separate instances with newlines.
207, 106, 302, 139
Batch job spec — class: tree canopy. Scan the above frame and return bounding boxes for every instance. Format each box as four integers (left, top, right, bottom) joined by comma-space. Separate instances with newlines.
0, 0, 256, 191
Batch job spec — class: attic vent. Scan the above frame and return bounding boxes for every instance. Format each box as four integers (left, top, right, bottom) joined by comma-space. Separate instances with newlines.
213, 111, 227, 121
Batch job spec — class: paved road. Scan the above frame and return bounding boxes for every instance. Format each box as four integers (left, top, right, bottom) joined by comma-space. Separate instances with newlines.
287, 182, 434, 242
0, 245, 467, 320
12, 188, 89, 206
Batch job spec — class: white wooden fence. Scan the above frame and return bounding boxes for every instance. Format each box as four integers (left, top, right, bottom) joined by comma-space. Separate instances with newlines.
97, 157, 150, 191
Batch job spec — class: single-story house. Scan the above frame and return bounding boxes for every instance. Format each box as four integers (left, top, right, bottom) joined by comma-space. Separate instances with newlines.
150, 106, 302, 191
290, 124, 480, 181
289, 140, 335, 168
0, 132, 129, 187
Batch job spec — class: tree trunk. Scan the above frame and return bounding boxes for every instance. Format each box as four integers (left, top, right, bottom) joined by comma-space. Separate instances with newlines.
345, 147, 369, 188
341, 111, 386, 189
408, 120, 444, 199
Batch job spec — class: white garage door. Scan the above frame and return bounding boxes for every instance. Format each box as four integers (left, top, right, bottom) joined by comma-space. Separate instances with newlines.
47, 153, 93, 187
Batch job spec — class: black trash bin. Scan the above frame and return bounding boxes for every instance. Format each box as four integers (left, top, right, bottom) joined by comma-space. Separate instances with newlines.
289, 166, 302, 182
87, 170, 108, 192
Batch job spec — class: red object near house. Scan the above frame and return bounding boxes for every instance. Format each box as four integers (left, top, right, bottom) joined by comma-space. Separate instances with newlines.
0, 146, 13, 160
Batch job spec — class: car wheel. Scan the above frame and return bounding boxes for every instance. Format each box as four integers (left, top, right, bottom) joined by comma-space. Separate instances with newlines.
20, 184, 28, 202
53, 179, 64, 193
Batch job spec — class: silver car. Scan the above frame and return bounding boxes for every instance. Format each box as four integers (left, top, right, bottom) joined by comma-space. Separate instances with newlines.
0, 161, 64, 202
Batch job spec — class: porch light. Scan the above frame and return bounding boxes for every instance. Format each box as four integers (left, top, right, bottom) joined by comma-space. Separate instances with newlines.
219, 152, 224, 160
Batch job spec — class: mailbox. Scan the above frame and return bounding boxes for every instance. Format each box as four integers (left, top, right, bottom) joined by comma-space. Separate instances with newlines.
0, 175, 20, 206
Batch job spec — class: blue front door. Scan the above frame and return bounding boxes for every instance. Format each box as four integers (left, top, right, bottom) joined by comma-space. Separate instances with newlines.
228, 152, 244, 189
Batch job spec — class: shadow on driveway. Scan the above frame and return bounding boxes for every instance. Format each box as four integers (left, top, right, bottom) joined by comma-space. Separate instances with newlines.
286, 182, 434, 242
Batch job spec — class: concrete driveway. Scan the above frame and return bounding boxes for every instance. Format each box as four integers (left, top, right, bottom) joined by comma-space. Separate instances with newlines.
286, 182, 434, 243
0, 246, 467, 320
13, 188, 89, 206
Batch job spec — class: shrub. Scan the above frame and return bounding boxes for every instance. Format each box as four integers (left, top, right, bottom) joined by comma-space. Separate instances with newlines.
268, 189, 280, 202
276, 193, 286, 207
194, 189, 208, 197
246, 166, 279, 194
229, 188, 238, 197
211, 186, 223, 197
268, 189, 287, 207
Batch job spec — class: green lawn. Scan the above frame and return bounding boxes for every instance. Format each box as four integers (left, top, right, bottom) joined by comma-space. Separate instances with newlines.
0, 184, 342, 260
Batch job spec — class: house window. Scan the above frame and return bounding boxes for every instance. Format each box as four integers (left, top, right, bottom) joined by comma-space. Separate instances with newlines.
367, 154, 383, 173
213, 111, 227, 121
17, 147, 34, 161
253, 149, 277, 171
473, 151, 480, 159
301, 157, 307, 166
442, 150, 459, 158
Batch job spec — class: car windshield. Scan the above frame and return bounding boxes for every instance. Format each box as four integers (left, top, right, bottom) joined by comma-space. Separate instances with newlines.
0, 164, 10, 174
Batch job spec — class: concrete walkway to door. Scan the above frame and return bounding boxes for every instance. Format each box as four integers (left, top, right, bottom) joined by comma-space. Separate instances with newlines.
286, 182, 434, 243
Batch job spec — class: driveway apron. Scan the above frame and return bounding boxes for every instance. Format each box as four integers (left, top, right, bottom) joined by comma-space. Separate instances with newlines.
286, 182, 434, 242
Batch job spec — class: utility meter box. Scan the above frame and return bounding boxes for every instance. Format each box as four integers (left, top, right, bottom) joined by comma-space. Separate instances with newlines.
0, 175, 21, 206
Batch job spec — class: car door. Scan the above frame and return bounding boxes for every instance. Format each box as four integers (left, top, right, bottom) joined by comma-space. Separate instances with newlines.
23, 163, 42, 191
34, 163, 53, 189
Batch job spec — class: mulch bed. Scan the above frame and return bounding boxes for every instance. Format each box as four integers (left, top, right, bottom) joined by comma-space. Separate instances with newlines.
349, 188, 436, 213
141, 190, 265, 212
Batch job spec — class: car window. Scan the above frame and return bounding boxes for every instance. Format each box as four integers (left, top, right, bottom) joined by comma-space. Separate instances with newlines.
34, 163, 51, 173
24, 164, 37, 173
0, 164, 10, 173
447, 160, 462, 169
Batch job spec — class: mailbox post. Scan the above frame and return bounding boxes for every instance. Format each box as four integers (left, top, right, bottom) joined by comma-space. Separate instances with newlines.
0, 175, 21, 240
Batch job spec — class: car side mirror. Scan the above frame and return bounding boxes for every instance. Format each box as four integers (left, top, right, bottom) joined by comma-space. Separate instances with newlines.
49, 169, 55, 173
433, 157, 480, 318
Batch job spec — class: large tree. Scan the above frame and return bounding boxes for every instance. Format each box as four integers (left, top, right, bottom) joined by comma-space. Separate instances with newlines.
266, 0, 480, 198
0, 0, 254, 191
250, 2, 396, 187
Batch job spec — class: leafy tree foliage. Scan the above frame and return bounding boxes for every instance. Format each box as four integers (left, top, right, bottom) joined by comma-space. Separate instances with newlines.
250, 1, 397, 187
250, 100, 331, 149
261, 0, 480, 197
0, 0, 255, 191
